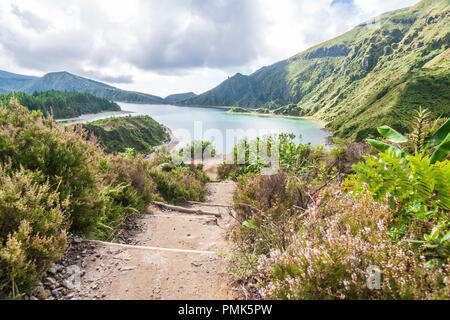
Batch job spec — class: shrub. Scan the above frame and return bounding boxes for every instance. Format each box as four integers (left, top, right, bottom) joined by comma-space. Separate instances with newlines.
348, 151, 449, 259
233, 173, 307, 255
0, 166, 68, 295
0, 100, 104, 233
149, 165, 207, 204
256, 187, 450, 300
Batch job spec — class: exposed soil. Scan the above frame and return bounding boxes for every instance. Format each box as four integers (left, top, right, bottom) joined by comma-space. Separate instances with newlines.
37, 176, 238, 300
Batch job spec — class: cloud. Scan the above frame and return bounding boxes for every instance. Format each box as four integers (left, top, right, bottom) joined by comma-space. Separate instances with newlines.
0, 0, 420, 96
10, 4, 51, 32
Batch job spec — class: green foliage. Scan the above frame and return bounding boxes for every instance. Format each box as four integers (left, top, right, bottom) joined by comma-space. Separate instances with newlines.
83, 115, 168, 154
367, 109, 450, 164
257, 188, 450, 300
0, 90, 120, 119
0, 100, 209, 296
349, 149, 449, 260
218, 134, 323, 180
174, 141, 217, 163
0, 71, 166, 105
0, 99, 104, 233
183, 0, 450, 142
0, 166, 68, 296
148, 155, 209, 204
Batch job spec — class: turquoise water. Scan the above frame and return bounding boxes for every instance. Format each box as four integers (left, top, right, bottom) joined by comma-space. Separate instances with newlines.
63, 103, 330, 154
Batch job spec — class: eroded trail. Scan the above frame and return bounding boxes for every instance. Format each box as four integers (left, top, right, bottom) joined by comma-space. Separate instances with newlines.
70, 173, 237, 300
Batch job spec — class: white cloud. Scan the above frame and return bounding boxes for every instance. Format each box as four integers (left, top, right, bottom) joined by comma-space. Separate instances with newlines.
0, 0, 420, 96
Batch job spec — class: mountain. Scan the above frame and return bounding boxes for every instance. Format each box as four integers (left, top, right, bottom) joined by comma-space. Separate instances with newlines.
0, 70, 38, 92
182, 0, 450, 141
0, 71, 166, 105
165, 92, 197, 103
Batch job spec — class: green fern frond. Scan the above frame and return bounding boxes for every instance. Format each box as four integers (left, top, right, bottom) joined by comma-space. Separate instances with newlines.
409, 154, 435, 203
432, 161, 450, 210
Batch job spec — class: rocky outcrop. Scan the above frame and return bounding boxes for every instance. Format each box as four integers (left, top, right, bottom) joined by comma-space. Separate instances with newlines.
305, 45, 350, 59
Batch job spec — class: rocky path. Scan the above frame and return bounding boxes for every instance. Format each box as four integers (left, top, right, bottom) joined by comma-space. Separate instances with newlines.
36, 158, 237, 300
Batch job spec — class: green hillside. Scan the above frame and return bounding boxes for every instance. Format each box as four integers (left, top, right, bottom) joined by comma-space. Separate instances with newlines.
183, 0, 450, 140
165, 92, 197, 103
0, 90, 121, 119
82, 115, 168, 154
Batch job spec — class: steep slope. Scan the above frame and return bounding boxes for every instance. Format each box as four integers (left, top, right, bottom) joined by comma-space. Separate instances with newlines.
0, 71, 166, 105
82, 115, 168, 154
165, 92, 197, 103
183, 0, 450, 140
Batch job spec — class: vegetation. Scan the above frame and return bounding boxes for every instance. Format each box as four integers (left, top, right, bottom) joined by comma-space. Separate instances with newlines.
0, 90, 120, 119
82, 115, 168, 154
224, 109, 449, 300
0, 98, 208, 297
173, 141, 217, 164
182, 0, 450, 141
229, 107, 251, 113
0, 71, 166, 105
165, 92, 197, 103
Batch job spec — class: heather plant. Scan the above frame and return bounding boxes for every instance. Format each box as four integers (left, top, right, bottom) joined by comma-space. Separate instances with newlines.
232, 173, 309, 264
0, 166, 68, 296
149, 164, 207, 204
0, 99, 104, 232
344, 110, 450, 261
256, 187, 450, 300
0, 99, 210, 297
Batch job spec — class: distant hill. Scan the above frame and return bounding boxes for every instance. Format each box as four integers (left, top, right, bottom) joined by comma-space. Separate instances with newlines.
0, 70, 38, 92
165, 92, 197, 103
0, 70, 166, 105
182, 0, 450, 141
0, 90, 121, 119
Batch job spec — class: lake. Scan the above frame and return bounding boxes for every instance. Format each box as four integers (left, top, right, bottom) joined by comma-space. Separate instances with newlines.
62, 103, 330, 154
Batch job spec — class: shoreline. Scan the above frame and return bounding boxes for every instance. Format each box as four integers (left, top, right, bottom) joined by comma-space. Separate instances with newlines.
226, 111, 328, 129
145, 125, 180, 160
55, 110, 133, 123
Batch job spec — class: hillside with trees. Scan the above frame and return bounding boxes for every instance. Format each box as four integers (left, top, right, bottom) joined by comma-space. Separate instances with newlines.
182, 0, 450, 141
0, 91, 121, 119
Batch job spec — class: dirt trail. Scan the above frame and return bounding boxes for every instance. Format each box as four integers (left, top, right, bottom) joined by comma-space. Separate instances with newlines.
70, 161, 237, 300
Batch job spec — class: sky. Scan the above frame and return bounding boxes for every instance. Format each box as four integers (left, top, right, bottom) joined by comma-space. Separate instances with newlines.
0, 0, 420, 97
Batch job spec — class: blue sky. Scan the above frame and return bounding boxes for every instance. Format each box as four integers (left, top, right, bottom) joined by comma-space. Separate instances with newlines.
331, 0, 354, 5
0, 0, 420, 96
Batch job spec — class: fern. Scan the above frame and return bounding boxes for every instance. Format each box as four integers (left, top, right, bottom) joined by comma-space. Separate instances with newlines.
352, 152, 449, 214
431, 161, 450, 211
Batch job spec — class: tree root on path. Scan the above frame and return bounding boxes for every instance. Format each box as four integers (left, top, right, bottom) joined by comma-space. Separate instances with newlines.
151, 201, 222, 218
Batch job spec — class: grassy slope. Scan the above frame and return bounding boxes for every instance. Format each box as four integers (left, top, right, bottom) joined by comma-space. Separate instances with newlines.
184, 0, 450, 140
165, 92, 197, 103
82, 115, 168, 154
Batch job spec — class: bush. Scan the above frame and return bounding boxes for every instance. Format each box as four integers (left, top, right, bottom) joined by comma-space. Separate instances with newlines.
256, 186, 450, 300
348, 152, 449, 259
149, 165, 207, 204
0, 100, 104, 233
0, 167, 68, 295
233, 173, 307, 255
0, 99, 211, 297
